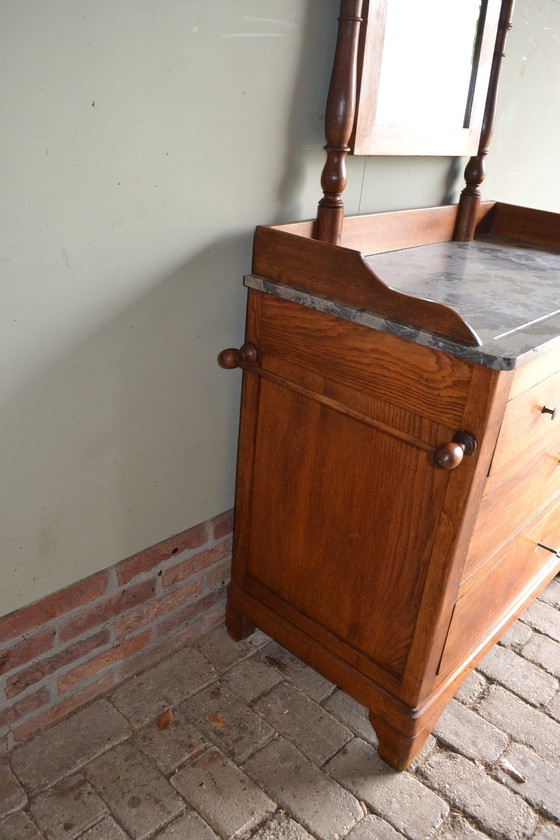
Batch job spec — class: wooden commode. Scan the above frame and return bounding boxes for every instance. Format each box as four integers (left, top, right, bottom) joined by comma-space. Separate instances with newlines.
218, 2, 560, 769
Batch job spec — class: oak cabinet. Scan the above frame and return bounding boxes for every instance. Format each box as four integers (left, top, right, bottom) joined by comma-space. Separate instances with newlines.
222, 258, 560, 770
219, 0, 560, 771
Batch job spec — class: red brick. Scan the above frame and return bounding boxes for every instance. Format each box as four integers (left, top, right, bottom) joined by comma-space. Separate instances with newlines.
206, 558, 231, 591
0, 687, 51, 730
162, 539, 232, 589
59, 579, 155, 642
0, 629, 56, 677
5, 630, 110, 699
12, 675, 114, 742
117, 616, 209, 681
212, 509, 234, 540
116, 523, 208, 585
114, 579, 203, 639
0, 571, 109, 644
58, 631, 151, 693
203, 603, 227, 633
156, 590, 225, 639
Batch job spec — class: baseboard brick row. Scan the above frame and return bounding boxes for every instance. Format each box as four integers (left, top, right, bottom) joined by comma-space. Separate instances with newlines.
0, 509, 233, 752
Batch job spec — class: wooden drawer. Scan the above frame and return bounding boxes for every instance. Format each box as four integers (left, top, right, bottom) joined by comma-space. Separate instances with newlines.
488, 367, 560, 490
463, 449, 560, 585
440, 498, 560, 676
253, 293, 473, 427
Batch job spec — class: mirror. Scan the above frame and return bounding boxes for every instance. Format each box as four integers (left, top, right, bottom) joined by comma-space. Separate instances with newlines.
351, 0, 502, 155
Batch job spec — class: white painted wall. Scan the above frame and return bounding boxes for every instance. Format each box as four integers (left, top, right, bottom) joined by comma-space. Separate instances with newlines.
1, 0, 557, 616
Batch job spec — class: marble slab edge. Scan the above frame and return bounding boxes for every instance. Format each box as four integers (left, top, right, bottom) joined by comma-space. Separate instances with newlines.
244, 274, 560, 371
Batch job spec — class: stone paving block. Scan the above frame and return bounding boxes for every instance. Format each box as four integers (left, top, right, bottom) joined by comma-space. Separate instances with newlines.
253, 681, 352, 765
453, 671, 487, 706
520, 599, 560, 642
30, 774, 108, 840
546, 690, 560, 722
522, 633, 560, 678
437, 814, 493, 840
433, 698, 508, 763
220, 655, 283, 703
152, 811, 219, 839
245, 735, 362, 840
476, 685, 560, 767
134, 709, 208, 775
0, 760, 27, 817
110, 647, 217, 728
417, 751, 537, 840
258, 642, 335, 702
0, 811, 44, 840
250, 812, 316, 840
183, 683, 275, 763
492, 741, 560, 822
11, 699, 131, 793
498, 621, 534, 650
193, 624, 269, 672
84, 740, 184, 840
344, 814, 407, 839
171, 746, 275, 840
325, 737, 448, 840
533, 823, 560, 840
78, 816, 130, 839
321, 690, 378, 745
539, 578, 560, 608
477, 645, 558, 706
406, 735, 437, 769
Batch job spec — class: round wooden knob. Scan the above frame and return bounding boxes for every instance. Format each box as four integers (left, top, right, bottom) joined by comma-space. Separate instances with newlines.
434, 431, 477, 470
217, 343, 258, 369
434, 442, 465, 470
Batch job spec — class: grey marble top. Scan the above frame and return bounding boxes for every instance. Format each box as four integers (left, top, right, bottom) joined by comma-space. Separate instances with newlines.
245, 235, 560, 370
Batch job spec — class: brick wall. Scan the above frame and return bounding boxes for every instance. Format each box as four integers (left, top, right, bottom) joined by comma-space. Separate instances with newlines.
0, 510, 233, 753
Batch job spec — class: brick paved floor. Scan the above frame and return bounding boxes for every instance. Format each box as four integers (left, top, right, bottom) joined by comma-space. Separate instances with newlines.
1, 578, 560, 840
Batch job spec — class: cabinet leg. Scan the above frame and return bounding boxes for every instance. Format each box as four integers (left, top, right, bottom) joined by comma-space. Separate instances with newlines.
225, 602, 255, 641
368, 711, 431, 771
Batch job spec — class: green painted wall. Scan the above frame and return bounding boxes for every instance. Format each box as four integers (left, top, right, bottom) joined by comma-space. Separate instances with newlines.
1, 0, 557, 615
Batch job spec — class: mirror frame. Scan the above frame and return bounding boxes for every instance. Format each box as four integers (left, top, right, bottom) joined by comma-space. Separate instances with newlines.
350, 0, 503, 156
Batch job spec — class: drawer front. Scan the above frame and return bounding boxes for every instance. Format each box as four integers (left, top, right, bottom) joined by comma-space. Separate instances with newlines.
488, 368, 560, 488
440, 499, 560, 676
254, 293, 473, 428
463, 450, 560, 585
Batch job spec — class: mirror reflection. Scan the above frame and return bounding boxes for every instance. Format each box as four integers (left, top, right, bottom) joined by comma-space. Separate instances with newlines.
375, 0, 483, 129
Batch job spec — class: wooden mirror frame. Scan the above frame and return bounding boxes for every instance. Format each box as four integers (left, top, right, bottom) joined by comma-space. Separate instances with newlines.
351, 0, 502, 156
316, 0, 515, 245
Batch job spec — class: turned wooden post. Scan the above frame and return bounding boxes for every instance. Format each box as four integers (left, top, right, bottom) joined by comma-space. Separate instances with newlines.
454, 0, 516, 241
316, 0, 364, 246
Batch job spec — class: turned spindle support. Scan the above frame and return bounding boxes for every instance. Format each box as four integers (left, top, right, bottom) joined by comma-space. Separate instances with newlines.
316, 0, 364, 246
454, 0, 516, 241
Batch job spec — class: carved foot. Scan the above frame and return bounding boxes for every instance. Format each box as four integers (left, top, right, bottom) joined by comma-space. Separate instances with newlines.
368, 711, 431, 771
225, 603, 255, 641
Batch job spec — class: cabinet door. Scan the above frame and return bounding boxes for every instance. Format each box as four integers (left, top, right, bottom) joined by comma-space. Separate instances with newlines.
237, 367, 453, 681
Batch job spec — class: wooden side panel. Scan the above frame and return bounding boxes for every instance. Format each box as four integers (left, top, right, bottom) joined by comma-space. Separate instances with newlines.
270, 204, 496, 255
257, 294, 472, 428
243, 364, 452, 680
252, 226, 480, 345
486, 203, 560, 249
401, 362, 512, 701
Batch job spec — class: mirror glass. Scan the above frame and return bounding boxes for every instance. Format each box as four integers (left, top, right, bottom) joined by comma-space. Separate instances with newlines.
375, 0, 481, 128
